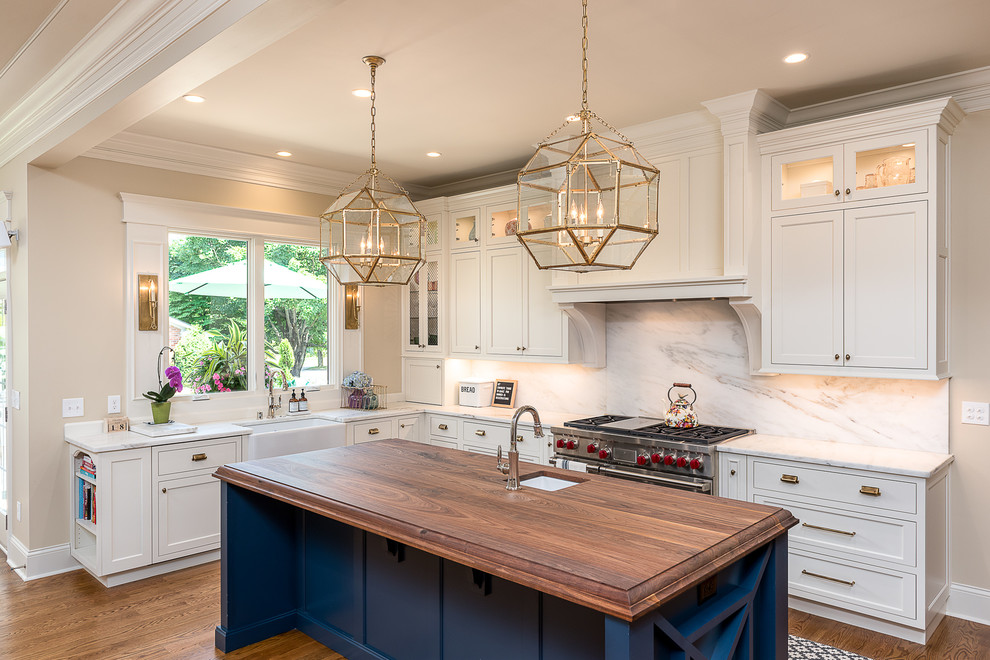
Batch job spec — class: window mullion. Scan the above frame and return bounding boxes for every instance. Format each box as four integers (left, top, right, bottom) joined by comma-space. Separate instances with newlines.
249, 239, 266, 392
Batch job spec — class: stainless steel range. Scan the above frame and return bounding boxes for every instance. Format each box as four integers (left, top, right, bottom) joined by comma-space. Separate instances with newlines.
550, 415, 753, 495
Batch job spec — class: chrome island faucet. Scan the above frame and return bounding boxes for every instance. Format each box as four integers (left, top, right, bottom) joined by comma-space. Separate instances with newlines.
497, 405, 544, 491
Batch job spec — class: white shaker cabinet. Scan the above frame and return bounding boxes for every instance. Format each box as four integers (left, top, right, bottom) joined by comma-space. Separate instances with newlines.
485, 245, 563, 359
449, 250, 482, 355
770, 201, 928, 370
760, 97, 962, 379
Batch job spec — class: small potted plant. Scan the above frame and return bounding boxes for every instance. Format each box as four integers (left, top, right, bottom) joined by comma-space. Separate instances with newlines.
144, 365, 182, 424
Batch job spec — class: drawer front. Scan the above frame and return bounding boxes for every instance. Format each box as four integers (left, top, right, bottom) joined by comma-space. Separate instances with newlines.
431, 437, 459, 450
157, 439, 239, 476
461, 443, 540, 465
756, 495, 917, 568
752, 458, 917, 514
353, 419, 395, 444
462, 421, 510, 446
428, 415, 459, 439
789, 550, 917, 622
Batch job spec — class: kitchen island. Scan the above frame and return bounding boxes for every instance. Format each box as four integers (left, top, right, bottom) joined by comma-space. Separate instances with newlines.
214, 439, 797, 659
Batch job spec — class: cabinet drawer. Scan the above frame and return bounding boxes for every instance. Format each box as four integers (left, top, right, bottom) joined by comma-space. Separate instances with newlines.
431, 437, 459, 450
157, 439, 238, 477
462, 443, 540, 465
353, 419, 395, 443
428, 415, 459, 439
756, 495, 916, 568
789, 550, 916, 622
752, 459, 916, 514
462, 420, 510, 445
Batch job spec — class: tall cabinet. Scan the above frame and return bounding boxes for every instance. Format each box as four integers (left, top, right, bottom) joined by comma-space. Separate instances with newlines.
759, 97, 964, 379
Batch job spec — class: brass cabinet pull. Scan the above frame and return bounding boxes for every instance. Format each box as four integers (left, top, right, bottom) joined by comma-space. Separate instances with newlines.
802, 569, 855, 587
802, 522, 856, 537
780, 474, 800, 484
516, 435, 523, 443
438, 424, 448, 431
860, 485, 881, 497
475, 429, 486, 436
191, 453, 207, 461
368, 428, 379, 435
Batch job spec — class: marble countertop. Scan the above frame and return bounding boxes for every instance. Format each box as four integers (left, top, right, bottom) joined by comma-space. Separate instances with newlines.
314, 404, 576, 428
717, 434, 954, 478
65, 422, 254, 454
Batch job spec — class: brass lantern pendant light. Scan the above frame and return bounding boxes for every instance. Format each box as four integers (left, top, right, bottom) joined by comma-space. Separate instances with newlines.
320, 56, 426, 285
516, 0, 660, 272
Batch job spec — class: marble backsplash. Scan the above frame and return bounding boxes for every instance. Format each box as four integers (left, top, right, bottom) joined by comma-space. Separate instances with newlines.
450, 300, 948, 453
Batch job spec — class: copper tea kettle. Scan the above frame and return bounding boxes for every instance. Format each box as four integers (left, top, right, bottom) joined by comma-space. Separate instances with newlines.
664, 382, 699, 428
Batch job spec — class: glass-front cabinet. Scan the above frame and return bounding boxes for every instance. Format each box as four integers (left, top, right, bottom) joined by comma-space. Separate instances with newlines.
450, 209, 480, 249
770, 130, 927, 211
406, 255, 441, 353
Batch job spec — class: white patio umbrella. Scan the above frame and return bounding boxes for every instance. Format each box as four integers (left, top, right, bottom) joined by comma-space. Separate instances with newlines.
169, 259, 327, 299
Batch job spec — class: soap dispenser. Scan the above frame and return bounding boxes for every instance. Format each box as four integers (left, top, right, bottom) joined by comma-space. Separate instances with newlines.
288, 389, 298, 413
299, 389, 309, 412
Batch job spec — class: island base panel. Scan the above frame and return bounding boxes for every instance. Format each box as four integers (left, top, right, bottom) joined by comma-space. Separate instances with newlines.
217, 482, 789, 659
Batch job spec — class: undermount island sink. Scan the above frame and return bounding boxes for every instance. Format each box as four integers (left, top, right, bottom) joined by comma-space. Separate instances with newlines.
242, 416, 346, 460
519, 472, 586, 492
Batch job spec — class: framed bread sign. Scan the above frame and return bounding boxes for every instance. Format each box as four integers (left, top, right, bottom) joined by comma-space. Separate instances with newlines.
491, 380, 517, 408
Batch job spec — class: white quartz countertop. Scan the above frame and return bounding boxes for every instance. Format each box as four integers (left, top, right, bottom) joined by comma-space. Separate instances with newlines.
315, 404, 575, 428
717, 434, 954, 478
65, 422, 254, 454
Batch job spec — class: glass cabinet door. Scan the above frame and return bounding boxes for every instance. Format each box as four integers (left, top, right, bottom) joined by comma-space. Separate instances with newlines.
407, 268, 421, 350
424, 257, 440, 349
770, 145, 843, 211
424, 213, 441, 252
488, 202, 520, 245
843, 130, 927, 203
451, 209, 480, 249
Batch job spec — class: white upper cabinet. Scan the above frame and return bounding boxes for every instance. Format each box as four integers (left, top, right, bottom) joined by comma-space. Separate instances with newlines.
449, 251, 481, 355
760, 97, 963, 379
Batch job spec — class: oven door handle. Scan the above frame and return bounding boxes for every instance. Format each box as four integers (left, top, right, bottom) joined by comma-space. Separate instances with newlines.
598, 466, 712, 493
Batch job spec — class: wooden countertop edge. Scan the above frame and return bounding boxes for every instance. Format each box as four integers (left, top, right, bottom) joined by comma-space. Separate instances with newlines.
215, 465, 796, 622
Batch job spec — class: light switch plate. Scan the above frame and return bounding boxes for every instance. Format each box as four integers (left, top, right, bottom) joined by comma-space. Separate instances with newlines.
962, 401, 989, 426
62, 397, 84, 418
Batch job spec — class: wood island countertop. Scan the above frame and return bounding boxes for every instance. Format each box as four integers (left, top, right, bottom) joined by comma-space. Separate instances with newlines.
214, 439, 797, 622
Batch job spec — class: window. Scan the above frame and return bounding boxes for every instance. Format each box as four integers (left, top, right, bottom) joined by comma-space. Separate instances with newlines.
263, 243, 329, 388
168, 235, 249, 394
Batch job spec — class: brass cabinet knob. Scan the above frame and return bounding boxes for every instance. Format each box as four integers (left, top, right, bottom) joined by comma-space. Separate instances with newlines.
845, 188, 851, 195
516, 435, 523, 443
400, 423, 406, 428
162, 488, 167, 493
474, 345, 479, 350
834, 189, 841, 197
516, 346, 522, 351
730, 469, 736, 476
845, 354, 851, 361
834, 354, 840, 360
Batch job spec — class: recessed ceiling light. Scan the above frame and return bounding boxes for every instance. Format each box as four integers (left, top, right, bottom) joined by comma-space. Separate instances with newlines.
352, 89, 372, 98
783, 53, 808, 64
426, 152, 442, 158
276, 151, 293, 157
183, 94, 206, 103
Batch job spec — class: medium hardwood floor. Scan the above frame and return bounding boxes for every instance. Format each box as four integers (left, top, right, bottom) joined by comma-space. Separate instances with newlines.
1, 550, 987, 659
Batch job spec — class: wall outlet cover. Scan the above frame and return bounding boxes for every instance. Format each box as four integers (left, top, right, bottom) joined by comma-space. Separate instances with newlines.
107, 395, 121, 414
62, 397, 84, 418
962, 401, 990, 426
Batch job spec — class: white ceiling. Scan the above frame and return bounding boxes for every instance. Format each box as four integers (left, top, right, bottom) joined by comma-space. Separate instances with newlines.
9, 0, 990, 189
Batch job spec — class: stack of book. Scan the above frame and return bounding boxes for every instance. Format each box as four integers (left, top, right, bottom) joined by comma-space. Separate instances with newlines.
79, 455, 96, 480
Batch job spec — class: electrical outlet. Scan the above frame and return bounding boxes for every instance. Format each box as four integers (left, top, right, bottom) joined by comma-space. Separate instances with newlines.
62, 397, 84, 418
962, 401, 990, 425
107, 395, 120, 414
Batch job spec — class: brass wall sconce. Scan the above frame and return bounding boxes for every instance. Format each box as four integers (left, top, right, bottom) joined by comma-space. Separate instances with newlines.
138, 274, 159, 331
345, 284, 361, 329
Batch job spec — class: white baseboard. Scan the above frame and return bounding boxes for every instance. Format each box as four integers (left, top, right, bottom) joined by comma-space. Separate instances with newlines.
7, 536, 80, 581
947, 583, 990, 626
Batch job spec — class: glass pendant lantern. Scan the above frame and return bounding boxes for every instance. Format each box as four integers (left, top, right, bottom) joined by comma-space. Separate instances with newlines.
320, 56, 425, 285
516, 0, 660, 272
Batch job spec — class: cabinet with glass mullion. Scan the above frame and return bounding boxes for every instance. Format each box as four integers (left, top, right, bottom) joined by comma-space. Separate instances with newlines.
405, 254, 442, 354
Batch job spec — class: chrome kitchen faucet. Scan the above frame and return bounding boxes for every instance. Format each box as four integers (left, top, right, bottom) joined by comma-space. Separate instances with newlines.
497, 405, 544, 490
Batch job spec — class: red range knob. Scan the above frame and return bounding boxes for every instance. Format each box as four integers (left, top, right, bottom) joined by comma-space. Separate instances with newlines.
556, 439, 565, 448
587, 444, 597, 454
650, 453, 662, 464
690, 458, 703, 470
566, 440, 576, 450
676, 456, 689, 468
663, 454, 675, 466
637, 455, 649, 466
598, 448, 611, 459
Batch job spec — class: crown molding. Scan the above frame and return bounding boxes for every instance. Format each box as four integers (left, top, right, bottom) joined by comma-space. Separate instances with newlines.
0, 0, 70, 81
0, 0, 264, 169
702, 90, 789, 137
89, 131, 357, 196
784, 65, 990, 127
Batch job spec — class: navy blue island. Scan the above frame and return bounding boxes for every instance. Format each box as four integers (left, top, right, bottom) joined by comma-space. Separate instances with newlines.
214, 439, 797, 659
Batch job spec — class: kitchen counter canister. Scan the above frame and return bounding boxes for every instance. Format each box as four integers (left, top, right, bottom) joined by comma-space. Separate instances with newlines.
214, 439, 797, 658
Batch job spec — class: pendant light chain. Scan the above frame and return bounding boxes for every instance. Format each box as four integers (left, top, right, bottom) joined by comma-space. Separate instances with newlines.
369, 59, 377, 171
581, 0, 589, 114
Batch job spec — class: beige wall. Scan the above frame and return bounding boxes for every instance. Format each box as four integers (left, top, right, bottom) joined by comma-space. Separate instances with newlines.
14, 157, 330, 549
361, 285, 402, 392
948, 109, 990, 592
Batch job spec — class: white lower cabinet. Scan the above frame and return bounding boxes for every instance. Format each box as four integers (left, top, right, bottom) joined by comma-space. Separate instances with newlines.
68, 433, 245, 586
397, 414, 424, 443
424, 413, 551, 464
717, 448, 950, 643
349, 418, 396, 444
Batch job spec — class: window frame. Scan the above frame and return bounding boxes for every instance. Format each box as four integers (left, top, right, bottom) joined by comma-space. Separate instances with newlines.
124, 194, 341, 420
